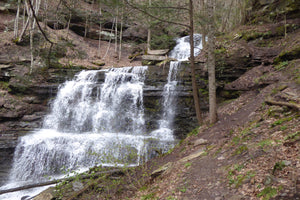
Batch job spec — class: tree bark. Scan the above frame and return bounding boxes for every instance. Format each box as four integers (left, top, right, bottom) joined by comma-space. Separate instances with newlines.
207, 0, 217, 124
14, 0, 21, 39
98, 5, 102, 57
189, 0, 202, 124
119, 0, 124, 60
147, 0, 152, 51
200, 0, 206, 48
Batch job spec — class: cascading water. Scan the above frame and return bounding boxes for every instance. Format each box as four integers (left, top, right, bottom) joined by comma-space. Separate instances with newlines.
151, 34, 203, 139
0, 67, 156, 200
9, 67, 149, 183
0, 34, 202, 200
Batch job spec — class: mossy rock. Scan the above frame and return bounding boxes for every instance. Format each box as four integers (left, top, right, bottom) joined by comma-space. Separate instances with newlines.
219, 90, 241, 99
8, 83, 30, 95
274, 47, 300, 64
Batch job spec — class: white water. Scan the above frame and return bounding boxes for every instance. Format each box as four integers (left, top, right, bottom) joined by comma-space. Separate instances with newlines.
0, 35, 202, 200
0, 67, 158, 200
151, 34, 203, 139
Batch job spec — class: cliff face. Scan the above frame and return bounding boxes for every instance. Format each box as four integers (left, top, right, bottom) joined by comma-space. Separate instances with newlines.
0, 64, 201, 148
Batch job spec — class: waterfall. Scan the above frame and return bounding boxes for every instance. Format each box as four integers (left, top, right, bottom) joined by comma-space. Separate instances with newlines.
43, 66, 146, 134
0, 34, 203, 200
0, 66, 159, 200
151, 34, 203, 140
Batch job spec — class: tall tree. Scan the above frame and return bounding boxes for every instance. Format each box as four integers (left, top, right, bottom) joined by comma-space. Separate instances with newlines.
189, 0, 202, 124
147, 0, 151, 51
207, 0, 217, 123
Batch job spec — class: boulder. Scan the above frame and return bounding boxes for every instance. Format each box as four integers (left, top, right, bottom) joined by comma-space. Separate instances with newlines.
32, 187, 56, 200
123, 25, 147, 41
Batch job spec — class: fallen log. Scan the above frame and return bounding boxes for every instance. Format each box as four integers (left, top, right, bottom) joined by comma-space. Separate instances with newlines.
142, 55, 167, 61
265, 99, 300, 111
147, 49, 169, 55
0, 169, 122, 195
129, 52, 141, 62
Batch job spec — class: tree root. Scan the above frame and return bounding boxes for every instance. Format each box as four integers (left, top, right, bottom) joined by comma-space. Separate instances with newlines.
265, 98, 300, 111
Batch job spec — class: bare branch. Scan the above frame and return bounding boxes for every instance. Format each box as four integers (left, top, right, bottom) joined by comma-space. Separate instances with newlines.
27, 0, 54, 45
124, 0, 190, 28
148, 6, 189, 11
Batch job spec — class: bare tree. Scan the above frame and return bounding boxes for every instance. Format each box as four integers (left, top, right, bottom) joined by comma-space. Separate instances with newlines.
147, 0, 151, 51
14, 0, 21, 39
207, 0, 217, 123
189, 0, 202, 124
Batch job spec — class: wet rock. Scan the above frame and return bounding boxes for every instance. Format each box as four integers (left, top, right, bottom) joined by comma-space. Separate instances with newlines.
193, 138, 208, 147
72, 181, 84, 192
123, 25, 147, 41
32, 187, 56, 200
283, 160, 292, 166
179, 148, 206, 163
151, 162, 173, 178
22, 114, 43, 122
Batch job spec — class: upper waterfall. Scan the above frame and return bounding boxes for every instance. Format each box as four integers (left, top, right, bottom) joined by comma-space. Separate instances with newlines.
151, 34, 203, 139
169, 34, 202, 61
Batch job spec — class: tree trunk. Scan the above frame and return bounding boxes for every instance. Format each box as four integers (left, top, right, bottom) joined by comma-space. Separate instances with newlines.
200, 0, 206, 48
189, 0, 202, 124
115, 7, 118, 54
14, 0, 21, 39
147, 0, 152, 51
103, 18, 115, 59
207, 0, 217, 124
29, 18, 34, 74
119, 0, 124, 60
98, 6, 102, 58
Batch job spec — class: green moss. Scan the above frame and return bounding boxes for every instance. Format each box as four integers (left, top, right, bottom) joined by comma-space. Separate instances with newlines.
214, 47, 226, 54
241, 30, 272, 42
232, 145, 248, 156
284, 131, 300, 142
199, 88, 208, 95
91, 61, 105, 67
257, 186, 280, 200
0, 81, 11, 92
187, 126, 199, 137
220, 90, 240, 99
271, 115, 295, 127
274, 47, 300, 64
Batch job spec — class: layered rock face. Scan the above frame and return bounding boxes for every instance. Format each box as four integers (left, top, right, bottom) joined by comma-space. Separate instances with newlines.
0, 64, 202, 151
